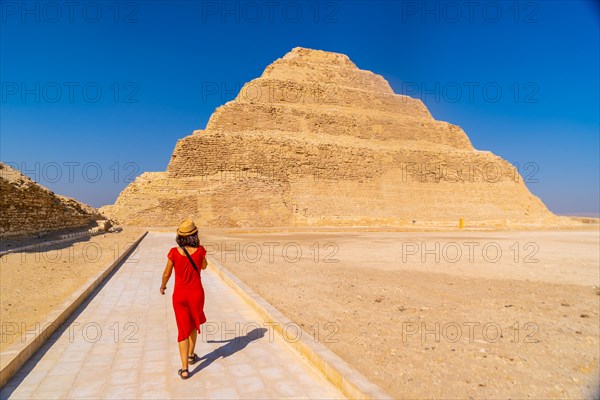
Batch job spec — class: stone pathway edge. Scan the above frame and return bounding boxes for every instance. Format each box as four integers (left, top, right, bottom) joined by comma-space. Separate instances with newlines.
0, 230, 109, 258
0, 231, 149, 388
207, 255, 393, 400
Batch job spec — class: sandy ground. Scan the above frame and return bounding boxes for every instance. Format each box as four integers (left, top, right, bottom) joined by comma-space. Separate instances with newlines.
199, 229, 600, 399
0, 227, 146, 352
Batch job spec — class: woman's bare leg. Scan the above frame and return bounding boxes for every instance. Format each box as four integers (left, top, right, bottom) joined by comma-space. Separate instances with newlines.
188, 329, 197, 357
178, 338, 189, 376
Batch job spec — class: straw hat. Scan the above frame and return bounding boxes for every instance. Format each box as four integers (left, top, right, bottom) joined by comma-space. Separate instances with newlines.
177, 219, 198, 237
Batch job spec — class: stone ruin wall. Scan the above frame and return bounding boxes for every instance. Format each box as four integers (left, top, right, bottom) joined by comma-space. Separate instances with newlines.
0, 163, 101, 238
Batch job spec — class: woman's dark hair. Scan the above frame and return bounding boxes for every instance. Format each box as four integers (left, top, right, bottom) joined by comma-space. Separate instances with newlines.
176, 233, 199, 247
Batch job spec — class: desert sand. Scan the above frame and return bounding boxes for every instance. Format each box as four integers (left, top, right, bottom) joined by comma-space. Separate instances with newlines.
0, 228, 146, 352
199, 228, 600, 399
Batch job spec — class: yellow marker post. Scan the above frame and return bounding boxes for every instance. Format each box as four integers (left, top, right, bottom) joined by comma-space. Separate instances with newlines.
459, 218, 464, 229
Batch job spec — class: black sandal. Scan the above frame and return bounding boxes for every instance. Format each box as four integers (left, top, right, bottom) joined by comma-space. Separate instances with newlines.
178, 368, 189, 379
188, 353, 200, 365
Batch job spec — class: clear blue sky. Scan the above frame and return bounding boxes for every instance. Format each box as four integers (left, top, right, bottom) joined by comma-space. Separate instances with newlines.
1, 0, 598, 216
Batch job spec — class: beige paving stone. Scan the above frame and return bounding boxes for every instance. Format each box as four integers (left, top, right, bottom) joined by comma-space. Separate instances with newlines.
67, 377, 105, 399
259, 366, 286, 380
112, 357, 141, 371
140, 360, 167, 375
46, 360, 84, 376
136, 386, 170, 400
108, 368, 139, 386
234, 375, 267, 393
70, 367, 106, 383
141, 349, 169, 362
0, 384, 35, 400
31, 387, 70, 400
114, 346, 144, 362
57, 349, 89, 364
32, 374, 76, 398
206, 386, 240, 399
2, 233, 345, 399
17, 373, 45, 389
102, 383, 138, 399
228, 362, 257, 378
139, 374, 167, 386
89, 341, 118, 352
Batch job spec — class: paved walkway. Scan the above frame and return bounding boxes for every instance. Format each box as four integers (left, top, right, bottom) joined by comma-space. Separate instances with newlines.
1, 233, 344, 399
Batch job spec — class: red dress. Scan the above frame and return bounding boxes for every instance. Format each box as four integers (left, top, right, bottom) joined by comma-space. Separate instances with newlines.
167, 246, 207, 342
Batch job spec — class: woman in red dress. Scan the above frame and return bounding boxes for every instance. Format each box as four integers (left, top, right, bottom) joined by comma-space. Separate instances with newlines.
160, 219, 207, 379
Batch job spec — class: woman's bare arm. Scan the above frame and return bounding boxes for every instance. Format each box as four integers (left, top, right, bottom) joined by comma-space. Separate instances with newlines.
201, 258, 208, 270
160, 259, 174, 294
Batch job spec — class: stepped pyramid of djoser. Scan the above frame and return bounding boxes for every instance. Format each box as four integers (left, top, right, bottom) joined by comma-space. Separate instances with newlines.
101, 47, 557, 228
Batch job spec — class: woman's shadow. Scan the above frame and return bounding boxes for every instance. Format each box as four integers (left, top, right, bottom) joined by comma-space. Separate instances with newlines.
189, 327, 267, 377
